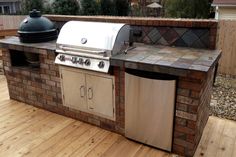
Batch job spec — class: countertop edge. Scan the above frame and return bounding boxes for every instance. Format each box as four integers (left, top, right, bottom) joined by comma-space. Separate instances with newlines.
0, 37, 56, 53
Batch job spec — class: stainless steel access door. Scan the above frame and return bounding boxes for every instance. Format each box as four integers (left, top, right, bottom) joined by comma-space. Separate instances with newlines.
125, 70, 176, 151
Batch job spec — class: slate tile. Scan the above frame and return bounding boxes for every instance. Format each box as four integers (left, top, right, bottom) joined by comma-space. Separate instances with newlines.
143, 36, 152, 44
171, 62, 191, 69
155, 60, 173, 66
162, 56, 179, 62
126, 53, 147, 62
153, 65, 170, 73
193, 59, 213, 67
142, 26, 152, 34
174, 28, 188, 36
181, 30, 199, 46
191, 39, 206, 49
140, 55, 163, 64
162, 28, 179, 45
177, 58, 195, 64
125, 61, 138, 69
200, 31, 210, 48
157, 27, 170, 35
148, 28, 162, 43
189, 64, 209, 72
167, 68, 188, 77
157, 37, 169, 46
181, 54, 199, 60
192, 28, 209, 38
174, 38, 188, 47
138, 63, 154, 72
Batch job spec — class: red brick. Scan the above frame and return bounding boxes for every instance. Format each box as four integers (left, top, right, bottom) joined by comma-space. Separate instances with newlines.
45, 70, 57, 76
40, 63, 49, 69
47, 101, 57, 106
187, 120, 197, 130
174, 138, 194, 149
175, 125, 195, 135
177, 95, 194, 105
44, 59, 54, 65
188, 105, 198, 114
43, 95, 53, 101
38, 49, 47, 55
88, 117, 100, 126
176, 110, 197, 121
178, 80, 202, 91
174, 131, 186, 140
177, 88, 190, 96
41, 74, 50, 80
31, 82, 42, 88
190, 91, 200, 98
176, 103, 188, 112
46, 80, 56, 86
188, 71, 206, 79
50, 76, 60, 82
42, 84, 51, 90
175, 117, 187, 126
187, 134, 195, 143
173, 144, 185, 155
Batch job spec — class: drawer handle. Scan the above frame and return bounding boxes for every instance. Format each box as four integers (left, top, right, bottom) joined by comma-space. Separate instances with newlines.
88, 87, 93, 100
80, 85, 85, 98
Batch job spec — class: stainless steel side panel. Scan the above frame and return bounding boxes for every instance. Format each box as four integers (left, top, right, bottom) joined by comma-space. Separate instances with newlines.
125, 72, 176, 151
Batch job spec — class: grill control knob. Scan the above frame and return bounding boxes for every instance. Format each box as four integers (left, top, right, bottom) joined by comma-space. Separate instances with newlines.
59, 55, 65, 62
78, 58, 84, 65
98, 61, 105, 68
71, 57, 77, 63
84, 59, 91, 66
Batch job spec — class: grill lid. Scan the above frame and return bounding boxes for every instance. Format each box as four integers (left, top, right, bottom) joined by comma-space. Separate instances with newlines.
18, 9, 58, 43
56, 21, 130, 56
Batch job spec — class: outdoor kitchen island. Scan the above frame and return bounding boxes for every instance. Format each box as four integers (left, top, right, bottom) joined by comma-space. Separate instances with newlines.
0, 36, 221, 157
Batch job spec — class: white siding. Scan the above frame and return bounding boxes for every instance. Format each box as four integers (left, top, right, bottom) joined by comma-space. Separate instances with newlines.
218, 7, 236, 20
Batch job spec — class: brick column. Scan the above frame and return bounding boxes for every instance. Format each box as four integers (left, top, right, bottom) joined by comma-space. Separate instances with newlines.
173, 69, 214, 156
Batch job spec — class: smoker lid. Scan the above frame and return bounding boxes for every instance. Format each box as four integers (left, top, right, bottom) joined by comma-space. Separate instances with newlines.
56, 21, 129, 51
18, 10, 58, 43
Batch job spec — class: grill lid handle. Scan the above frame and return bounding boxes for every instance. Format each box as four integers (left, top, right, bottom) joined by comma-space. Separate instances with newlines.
59, 46, 106, 55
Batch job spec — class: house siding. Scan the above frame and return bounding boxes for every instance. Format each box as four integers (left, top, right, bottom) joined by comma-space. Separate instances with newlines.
0, 2, 21, 14
217, 7, 236, 20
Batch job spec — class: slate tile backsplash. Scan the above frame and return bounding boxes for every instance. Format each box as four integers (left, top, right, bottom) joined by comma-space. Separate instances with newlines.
132, 26, 210, 49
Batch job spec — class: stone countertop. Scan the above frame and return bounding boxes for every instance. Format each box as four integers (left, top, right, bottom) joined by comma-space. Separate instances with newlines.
0, 36, 56, 53
111, 43, 221, 76
0, 37, 221, 76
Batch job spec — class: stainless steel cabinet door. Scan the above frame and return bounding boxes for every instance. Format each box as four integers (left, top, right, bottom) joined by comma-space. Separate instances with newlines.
86, 74, 115, 120
60, 67, 87, 112
125, 72, 176, 151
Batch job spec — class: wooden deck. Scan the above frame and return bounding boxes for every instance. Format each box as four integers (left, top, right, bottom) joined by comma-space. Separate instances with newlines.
0, 75, 236, 157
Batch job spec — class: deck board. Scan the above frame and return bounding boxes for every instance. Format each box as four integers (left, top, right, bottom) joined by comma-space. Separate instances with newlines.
0, 75, 236, 157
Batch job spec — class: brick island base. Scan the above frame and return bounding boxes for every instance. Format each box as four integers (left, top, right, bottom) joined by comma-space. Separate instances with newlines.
2, 48, 214, 157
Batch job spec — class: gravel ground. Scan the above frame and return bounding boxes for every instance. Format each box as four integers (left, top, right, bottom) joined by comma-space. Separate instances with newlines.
210, 74, 236, 121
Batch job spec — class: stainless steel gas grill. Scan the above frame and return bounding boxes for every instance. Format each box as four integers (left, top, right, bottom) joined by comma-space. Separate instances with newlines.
55, 21, 130, 73
55, 21, 130, 121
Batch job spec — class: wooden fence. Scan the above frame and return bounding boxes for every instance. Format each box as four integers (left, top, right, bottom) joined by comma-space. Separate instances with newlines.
0, 29, 17, 39
217, 20, 236, 76
0, 15, 26, 30
0, 15, 25, 75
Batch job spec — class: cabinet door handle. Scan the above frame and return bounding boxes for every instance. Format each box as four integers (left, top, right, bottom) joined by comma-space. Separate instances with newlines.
88, 87, 93, 100
80, 85, 85, 98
